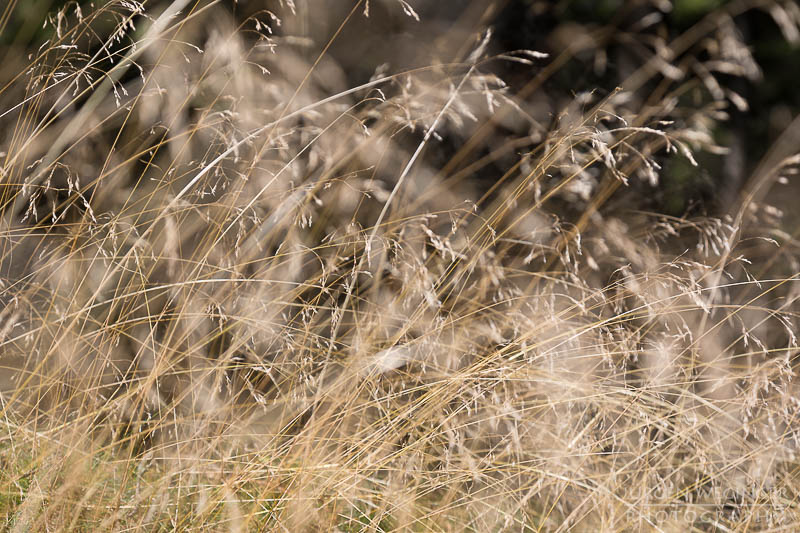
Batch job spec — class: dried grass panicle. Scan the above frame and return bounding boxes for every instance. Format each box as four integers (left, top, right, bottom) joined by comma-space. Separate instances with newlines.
0, 0, 798, 530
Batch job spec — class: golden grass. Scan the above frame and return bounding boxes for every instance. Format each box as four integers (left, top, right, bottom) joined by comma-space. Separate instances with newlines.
0, 0, 799, 530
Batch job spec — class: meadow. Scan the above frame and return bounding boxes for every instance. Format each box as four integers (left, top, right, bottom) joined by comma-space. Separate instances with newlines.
1, 0, 799, 530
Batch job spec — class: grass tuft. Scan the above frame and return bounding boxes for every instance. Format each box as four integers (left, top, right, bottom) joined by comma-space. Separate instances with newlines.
1, 0, 799, 530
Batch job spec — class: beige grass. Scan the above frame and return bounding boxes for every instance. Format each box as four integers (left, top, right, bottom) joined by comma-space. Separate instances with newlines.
1, 0, 799, 531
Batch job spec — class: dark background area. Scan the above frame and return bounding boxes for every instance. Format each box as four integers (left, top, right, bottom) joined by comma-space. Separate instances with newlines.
2, 0, 799, 218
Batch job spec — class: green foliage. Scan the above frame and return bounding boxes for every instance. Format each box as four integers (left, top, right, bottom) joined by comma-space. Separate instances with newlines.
673, 0, 726, 21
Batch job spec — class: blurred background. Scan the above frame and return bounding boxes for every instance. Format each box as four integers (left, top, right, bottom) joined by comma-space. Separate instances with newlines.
3, 0, 798, 221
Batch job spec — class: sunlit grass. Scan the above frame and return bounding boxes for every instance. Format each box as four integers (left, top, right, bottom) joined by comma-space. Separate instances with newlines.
0, 0, 799, 531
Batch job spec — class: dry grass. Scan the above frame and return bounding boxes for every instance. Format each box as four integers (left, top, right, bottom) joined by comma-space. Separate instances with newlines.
1, 0, 799, 531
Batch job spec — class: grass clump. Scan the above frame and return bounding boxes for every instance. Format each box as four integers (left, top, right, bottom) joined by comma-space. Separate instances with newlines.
1, 0, 799, 530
